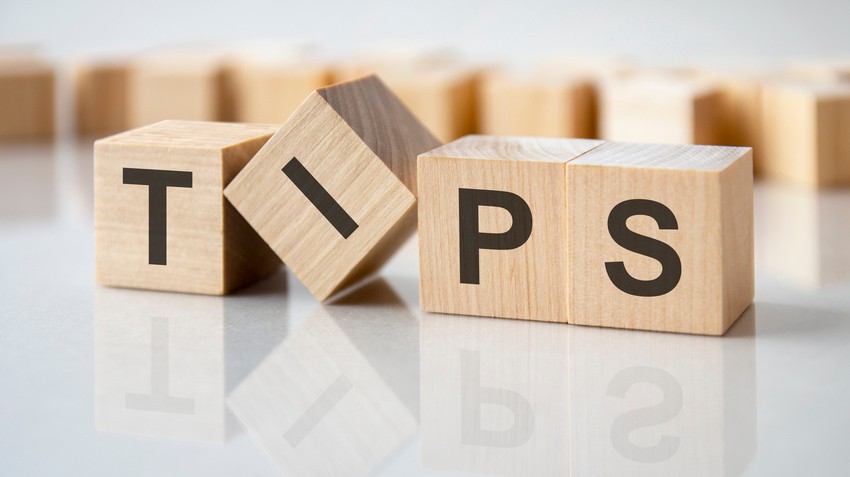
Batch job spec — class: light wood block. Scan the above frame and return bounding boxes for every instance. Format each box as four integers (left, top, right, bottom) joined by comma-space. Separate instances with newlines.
95, 120, 282, 295
418, 135, 604, 322
760, 81, 850, 187
228, 57, 330, 123
600, 76, 722, 145
0, 57, 54, 140
712, 74, 764, 173
129, 51, 231, 128
567, 142, 754, 335
224, 76, 440, 301
74, 58, 131, 136
479, 69, 596, 138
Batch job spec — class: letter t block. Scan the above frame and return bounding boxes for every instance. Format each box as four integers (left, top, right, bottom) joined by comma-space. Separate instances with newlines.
225, 76, 440, 300
95, 120, 282, 295
418, 135, 603, 322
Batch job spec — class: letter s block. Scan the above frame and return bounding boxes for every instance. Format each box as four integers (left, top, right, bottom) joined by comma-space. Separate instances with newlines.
224, 75, 440, 300
95, 120, 282, 295
567, 142, 754, 335
418, 135, 604, 321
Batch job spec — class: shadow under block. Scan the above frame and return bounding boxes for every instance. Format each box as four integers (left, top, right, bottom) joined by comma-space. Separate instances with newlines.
129, 54, 230, 128
0, 58, 54, 140
74, 59, 130, 136
567, 142, 754, 335
224, 76, 441, 301
760, 82, 850, 187
418, 135, 605, 322
94, 120, 282, 295
229, 58, 330, 124
479, 70, 596, 139
600, 76, 722, 145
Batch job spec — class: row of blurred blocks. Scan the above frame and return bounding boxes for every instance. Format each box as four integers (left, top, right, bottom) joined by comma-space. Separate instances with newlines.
2, 43, 850, 186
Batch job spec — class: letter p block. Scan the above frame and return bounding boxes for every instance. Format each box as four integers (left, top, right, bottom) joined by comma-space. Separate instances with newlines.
418, 136, 603, 322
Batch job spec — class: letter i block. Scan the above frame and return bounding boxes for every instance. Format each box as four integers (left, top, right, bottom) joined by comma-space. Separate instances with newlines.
224, 75, 441, 301
95, 120, 282, 295
567, 142, 754, 335
418, 135, 604, 322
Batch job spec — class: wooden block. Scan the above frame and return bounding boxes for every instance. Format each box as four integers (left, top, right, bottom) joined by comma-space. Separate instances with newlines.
760, 81, 850, 187
568, 308, 756, 475
129, 51, 230, 128
479, 69, 596, 138
567, 142, 754, 335
600, 75, 722, 145
74, 57, 131, 136
418, 135, 604, 322
0, 57, 54, 140
94, 120, 282, 295
228, 56, 330, 123
228, 285, 417, 477
756, 183, 850, 288
708, 73, 764, 172
224, 76, 440, 300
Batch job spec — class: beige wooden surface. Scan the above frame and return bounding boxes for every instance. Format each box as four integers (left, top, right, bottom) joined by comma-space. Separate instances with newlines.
0, 57, 54, 140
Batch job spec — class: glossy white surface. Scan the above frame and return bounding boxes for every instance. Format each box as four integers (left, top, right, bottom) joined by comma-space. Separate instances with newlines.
1, 140, 849, 476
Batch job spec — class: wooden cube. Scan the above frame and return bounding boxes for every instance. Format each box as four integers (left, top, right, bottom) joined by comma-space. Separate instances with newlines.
0, 57, 54, 140
418, 135, 604, 322
94, 120, 282, 295
479, 69, 596, 138
711, 73, 764, 173
568, 308, 756, 475
567, 142, 754, 335
224, 76, 440, 300
74, 57, 131, 136
228, 294, 417, 477
129, 51, 230, 128
601, 75, 722, 145
760, 81, 850, 187
228, 56, 330, 124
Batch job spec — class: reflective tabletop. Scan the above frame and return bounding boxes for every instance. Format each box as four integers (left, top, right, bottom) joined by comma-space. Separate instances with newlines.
1, 140, 849, 476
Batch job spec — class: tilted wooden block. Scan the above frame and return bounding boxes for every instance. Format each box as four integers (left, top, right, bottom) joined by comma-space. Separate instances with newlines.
479, 69, 596, 139
567, 142, 754, 335
0, 57, 54, 140
601, 75, 722, 146
418, 135, 604, 322
95, 120, 282, 295
74, 57, 131, 137
228, 56, 330, 124
760, 81, 850, 187
224, 76, 440, 300
129, 51, 231, 128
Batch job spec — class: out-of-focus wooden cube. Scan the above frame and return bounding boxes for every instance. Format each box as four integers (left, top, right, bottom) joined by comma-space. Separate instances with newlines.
0, 56, 54, 140
760, 81, 850, 187
600, 75, 723, 145
479, 69, 596, 138
74, 57, 131, 137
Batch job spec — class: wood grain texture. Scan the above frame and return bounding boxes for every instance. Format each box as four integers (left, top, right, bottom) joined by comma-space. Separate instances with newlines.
567, 142, 753, 335
760, 81, 850, 187
129, 52, 230, 128
224, 76, 440, 301
74, 58, 130, 136
479, 69, 596, 139
601, 75, 722, 146
418, 135, 604, 322
0, 57, 54, 140
95, 120, 282, 295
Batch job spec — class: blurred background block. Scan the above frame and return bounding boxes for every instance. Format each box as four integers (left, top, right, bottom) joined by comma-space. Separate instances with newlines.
73, 56, 131, 137
0, 54, 54, 140
760, 81, 850, 187
479, 68, 595, 138
600, 73, 722, 146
